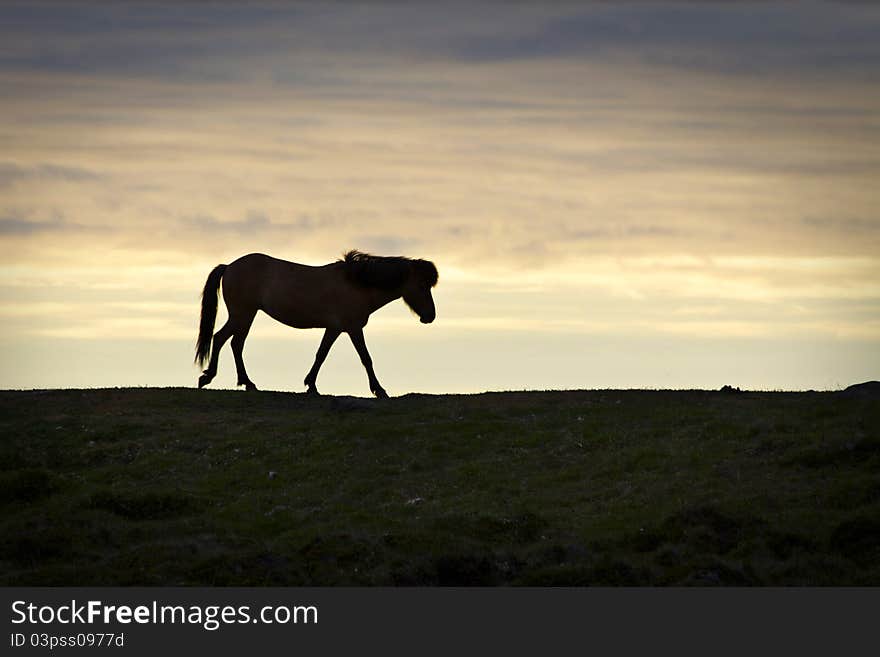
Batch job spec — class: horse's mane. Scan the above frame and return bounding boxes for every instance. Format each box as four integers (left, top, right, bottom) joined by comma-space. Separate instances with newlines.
341, 250, 438, 289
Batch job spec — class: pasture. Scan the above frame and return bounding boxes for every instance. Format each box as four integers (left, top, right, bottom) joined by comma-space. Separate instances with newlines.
1, 387, 878, 585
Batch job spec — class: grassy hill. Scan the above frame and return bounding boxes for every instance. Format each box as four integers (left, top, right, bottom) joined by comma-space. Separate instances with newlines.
1, 387, 878, 585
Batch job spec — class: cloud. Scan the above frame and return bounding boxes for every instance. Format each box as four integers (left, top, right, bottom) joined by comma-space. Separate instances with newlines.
439, 4, 880, 84
0, 162, 101, 188
802, 216, 880, 233
3, 2, 880, 86
183, 211, 271, 234
0, 2, 297, 82
0, 214, 101, 236
351, 234, 422, 256
0, 216, 56, 236
179, 211, 318, 235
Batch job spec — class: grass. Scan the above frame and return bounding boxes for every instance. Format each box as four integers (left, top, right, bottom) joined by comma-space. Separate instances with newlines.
0, 387, 878, 585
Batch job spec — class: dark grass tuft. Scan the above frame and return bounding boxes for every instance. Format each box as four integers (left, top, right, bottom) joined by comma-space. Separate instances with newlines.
0, 469, 61, 505
87, 490, 204, 520
829, 517, 880, 564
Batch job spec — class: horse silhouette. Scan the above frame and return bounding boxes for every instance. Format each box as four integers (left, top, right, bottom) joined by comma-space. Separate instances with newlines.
194, 251, 438, 397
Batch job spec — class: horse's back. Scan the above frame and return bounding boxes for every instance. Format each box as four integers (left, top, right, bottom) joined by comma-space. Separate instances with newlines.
222, 253, 347, 328
227, 252, 295, 272
225, 253, 322, 281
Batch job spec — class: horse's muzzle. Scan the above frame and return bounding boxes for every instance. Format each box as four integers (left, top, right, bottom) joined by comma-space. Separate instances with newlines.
420, 314, 435, 324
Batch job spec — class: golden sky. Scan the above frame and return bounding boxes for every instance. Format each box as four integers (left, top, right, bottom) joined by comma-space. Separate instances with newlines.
1, 1, 878, 393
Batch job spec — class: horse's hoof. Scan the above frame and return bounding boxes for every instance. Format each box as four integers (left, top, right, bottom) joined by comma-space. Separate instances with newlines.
374, 388, 389, 399
245, 383, 259, 392
306, 387, 321, 396
198, 374, 211, 389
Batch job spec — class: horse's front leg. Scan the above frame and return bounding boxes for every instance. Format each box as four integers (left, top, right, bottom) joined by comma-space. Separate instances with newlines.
304, 328, 340, 395
347, 327, 388, 399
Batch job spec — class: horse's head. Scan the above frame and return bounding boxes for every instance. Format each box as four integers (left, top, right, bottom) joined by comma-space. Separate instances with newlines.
402, 259, 438, 324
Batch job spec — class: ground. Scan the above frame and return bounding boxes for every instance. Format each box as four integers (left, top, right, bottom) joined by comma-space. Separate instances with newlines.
1, 387, 878, 585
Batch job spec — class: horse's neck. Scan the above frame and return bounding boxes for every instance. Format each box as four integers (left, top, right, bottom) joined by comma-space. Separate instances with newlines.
367, 288, 402, 313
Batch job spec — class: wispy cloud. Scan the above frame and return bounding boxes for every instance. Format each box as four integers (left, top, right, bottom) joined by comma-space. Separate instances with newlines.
0, 162, 101, 189
180, 211, 309, 234
0, 213, 102, 236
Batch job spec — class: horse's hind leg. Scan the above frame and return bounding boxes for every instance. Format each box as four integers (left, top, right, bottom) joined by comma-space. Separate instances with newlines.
230, 310, 258, 391
198, 321, 233, 388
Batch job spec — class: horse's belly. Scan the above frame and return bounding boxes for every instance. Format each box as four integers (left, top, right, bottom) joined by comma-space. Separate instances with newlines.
263, 307, 320, 330
259, 278, 353, 331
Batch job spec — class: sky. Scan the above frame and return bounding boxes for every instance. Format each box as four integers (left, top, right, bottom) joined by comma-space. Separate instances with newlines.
1, 0, 879, 394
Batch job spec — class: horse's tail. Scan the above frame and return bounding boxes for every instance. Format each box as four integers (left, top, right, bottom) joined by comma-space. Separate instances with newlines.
195, 264, 227, 367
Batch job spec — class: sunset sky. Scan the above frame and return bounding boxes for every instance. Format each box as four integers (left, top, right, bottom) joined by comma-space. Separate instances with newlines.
1, 1, 878, 394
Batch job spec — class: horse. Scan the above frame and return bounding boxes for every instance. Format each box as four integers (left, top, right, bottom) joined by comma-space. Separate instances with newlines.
194, 251, 438, 398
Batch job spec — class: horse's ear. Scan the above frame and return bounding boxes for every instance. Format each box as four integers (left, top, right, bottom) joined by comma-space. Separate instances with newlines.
414, 259, 438, 287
